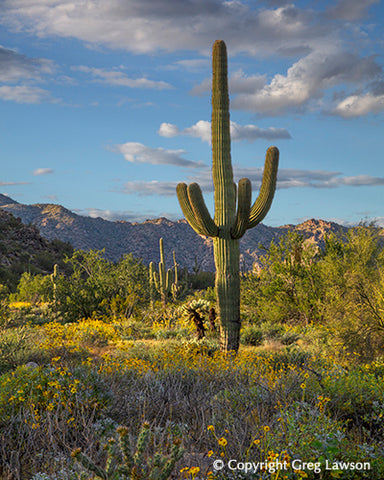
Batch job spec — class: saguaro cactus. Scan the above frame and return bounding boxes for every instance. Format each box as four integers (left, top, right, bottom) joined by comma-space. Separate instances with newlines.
177, 40, 279, 352
149, 238, 183, 306
50, 263, 58, 312
150, 238, 172, 306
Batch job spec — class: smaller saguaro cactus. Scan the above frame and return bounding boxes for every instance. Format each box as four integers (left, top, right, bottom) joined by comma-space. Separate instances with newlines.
50, 264, 58, 311
149, 238, 182, 306
149, 238, 172, 306
72, 423, 184, 480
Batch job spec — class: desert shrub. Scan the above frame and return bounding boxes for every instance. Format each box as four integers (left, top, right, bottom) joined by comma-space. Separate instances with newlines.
38, 318, 121, 357
10, 272, 53, 304
242, 232, 322, 325
240, 325, 263, 346
0, 360, 110, 477
0, 326, 33, 374
318, 226, 384, 362
322, 363, 384, 439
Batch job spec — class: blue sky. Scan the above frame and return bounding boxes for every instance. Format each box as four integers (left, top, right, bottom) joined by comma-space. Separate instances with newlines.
1, 0, 384, 227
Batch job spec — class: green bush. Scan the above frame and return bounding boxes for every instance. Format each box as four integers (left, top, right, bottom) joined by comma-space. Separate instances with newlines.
240, 325, 263, 346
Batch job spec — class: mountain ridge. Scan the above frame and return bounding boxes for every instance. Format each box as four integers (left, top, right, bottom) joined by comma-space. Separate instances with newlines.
0, 194, 351, 271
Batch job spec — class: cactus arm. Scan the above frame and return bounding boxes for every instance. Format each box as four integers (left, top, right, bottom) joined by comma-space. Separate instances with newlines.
176, 183, 208, 236
231, 178, 252, 239
248, 146, 279, 228
159, 237, 165, 264
159, 260, 165, 289
187, 183, 219, 237
166, 269, 173, 291
173, 251, 178, 285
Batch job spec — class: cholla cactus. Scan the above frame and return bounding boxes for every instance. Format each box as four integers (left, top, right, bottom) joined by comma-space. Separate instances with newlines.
181, 299, 211, 340
72, 423, 184, 480
177, 40, 279, 352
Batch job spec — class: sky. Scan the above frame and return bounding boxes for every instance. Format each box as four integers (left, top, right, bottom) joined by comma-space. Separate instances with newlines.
1, 0, 384, 228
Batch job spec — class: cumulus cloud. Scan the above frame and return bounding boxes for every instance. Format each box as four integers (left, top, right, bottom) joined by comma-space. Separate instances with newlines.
332, 93, 384, 118
116, 142, 205, 168
33, 168, 54, 176
230, 50, 382, 115
0, 1, 331, 56
121, 168, 384, 196
73, 66, 172, 90
158, 120, 291, 143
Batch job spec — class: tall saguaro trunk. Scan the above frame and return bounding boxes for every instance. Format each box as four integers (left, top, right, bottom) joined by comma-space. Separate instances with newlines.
211, 41, 240, 351
177, 40, 279, 353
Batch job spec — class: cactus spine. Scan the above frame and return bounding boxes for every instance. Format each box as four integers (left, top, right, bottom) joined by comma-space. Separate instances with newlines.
177, 40, 279, 352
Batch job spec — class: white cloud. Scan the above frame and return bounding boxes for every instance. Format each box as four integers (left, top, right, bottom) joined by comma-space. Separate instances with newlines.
0, 85, 51, 103
76, 206, 180, 222
0, 181, 30, 186
158, 120, 291, 143
33, 168, 54, 175
122, 180, 180, 196
158, 123, 181, 137
121, 168, 384, 195
73, 65, 172, 90
332, 93, 384, 118
116, 142, 205, 168
231, 50, 382, 115
0, 1, 332, 56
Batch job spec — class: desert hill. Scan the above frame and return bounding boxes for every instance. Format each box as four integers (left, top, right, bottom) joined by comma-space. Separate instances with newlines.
0, 194, 350, 271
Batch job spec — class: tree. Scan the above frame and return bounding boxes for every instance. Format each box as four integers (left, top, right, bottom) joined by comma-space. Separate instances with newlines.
243, 232, 322, 325
319, 225, 384, 360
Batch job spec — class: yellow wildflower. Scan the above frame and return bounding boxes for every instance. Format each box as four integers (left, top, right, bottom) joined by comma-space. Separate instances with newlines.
218, 437, 227, 447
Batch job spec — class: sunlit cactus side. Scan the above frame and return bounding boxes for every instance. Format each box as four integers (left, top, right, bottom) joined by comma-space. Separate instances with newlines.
177, 40, 279, 353
71, 423, 184, 480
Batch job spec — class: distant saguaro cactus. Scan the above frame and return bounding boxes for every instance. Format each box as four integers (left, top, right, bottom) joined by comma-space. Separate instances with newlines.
149, 238, 182, 306
177, 40, 279, 352
50, 263, 58, 311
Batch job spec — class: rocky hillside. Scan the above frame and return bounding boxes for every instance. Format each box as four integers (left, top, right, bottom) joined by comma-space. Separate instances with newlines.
0, 194, 350, 271
0, 207, 73, 289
